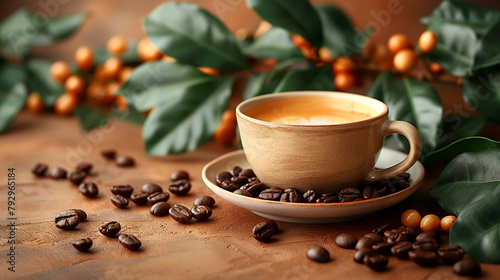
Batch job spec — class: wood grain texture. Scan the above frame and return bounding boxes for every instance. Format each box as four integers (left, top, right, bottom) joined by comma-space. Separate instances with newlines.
1, 112, 499, 280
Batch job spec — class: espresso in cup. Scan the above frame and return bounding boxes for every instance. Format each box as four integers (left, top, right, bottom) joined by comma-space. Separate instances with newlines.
236, 91, 422, 194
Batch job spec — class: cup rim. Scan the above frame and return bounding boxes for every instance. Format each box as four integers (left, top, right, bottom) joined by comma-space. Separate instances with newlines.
236, 91, 388, 127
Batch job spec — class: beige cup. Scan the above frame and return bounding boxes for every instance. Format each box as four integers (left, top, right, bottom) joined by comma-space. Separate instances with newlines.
236, 91, 422, 194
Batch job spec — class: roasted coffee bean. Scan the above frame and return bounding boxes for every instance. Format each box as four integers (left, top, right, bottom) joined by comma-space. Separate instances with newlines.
101, 149, 116, 159
150, 202, 170, 216
76, 162, 93, 174
372, 242, 393, 255
239, 169, 255, 178
252, 221, 277, 242
49, 167, 67, 179
72, 238, 93, 252
364, 253, 388, 271
372, 224, 391, 236
68, 170, 86, 186
356, 237, 378, 250
118, 234, 141, 251
399, 172, 411, 181
259, 187, 283, 200
437, 245, 464, 265
376, 185, 392, 196
362, 186, 380, 200
116, 155, 135, 167
247, 176, 260, 183
232, 166, 242, 176
221, 181, 239, 192
386, 230, 409, 244
31, 163, 48, 177
303, 190, 318, 203
335, 233, 358, 249
57, 209, 87, 221
408, 250, 438, 267
231, 176, 248, 186
338, 187, 361, 201
412, 239, 439, 252
415, 232, 440, 243
453, 258, 481, 276
354, 248, 375, 263
147, 192, 170, 205
169, 179, 191, 195
234, 189, 253, 197
130, 193, 149, 205
194, 196, 215, 208
393, 179, 410, 190
111, 185, 134, 198
79, 182, 99, 198
170, 170, 190, 181
241, 181, 265, 197
398, 226, 418, 241
141, 183, 163, 195
315, 195, 339, 203
191, 205, 212, 221
99, 221, 121, 237
215, 171, 232, 186
55, 211, 80, 230
280, 189, 302, 203
363, 233, 384, 243
169, 204, 192, 224
111, 195, 129, 209
307, 246, 330, 263
391, 241, 413, 259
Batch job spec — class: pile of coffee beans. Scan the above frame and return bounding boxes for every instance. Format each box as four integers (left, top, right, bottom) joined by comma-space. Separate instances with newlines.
215, 166, 411, 203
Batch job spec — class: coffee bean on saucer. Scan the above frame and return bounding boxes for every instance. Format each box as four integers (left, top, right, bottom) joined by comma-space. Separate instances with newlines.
79, 182, 99, 198
130, 193, 149, 205
362, 186, 380, 200
412, 239, 440, 252
231, 176, 249, 187
354, 248, 375, 263
116, 155, 135, 167
437, 245, 464, 265
241, 181, 265, 197
232, 166, 242, 177
49, 167, 67, 179
409, 250, 438, 267
307, 246, 330, 263
393, 179, 410, 190
169, 179, 191, 196
280, 188, 302, 203
234, 189, 253, 197
453, 258, 481, 276
391, 241, 413, 259
55, 211, 80, 230
118, 234, 141, 251
372, 242, 393, 255
316, 195, 339, 203
364, 253, 388, 271
72, 238, 93, 252
141, 183, 163, 195
31, 163, 48, 177
169, 204, 192, 224
215, 171, 232, 186
335, 233, 358, 249
303, 190, 318, 203
191, 205, 212, 221
101, 149, 116, 160
111, 185, 134, 198
147, 192, 170, 205
68, 170, 86, 186
239, 169, 255, 178
338, 187, 361, 202
221, 181, 239, 192
76, 162, 93, 174
170, 170, 190, 181
258, 187, 283, 201
150, 202, 170, 216
110, 195, 129, 209
193, 196, 215, 208
99, 221, 121, 237
253, 221, 278, 242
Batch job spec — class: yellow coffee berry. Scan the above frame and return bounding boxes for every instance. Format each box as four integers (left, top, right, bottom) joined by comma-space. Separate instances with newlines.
387, 34, 412, 54
75, 46, 94, 72
440, 215, 457, 232
420, 214, 441, 232
50, 61, 72, 83
401, 209, 422, 230
107, 35, 127, 55
419, 30, 438, 53
102, 57, 123, 80
393, 49, 418, 72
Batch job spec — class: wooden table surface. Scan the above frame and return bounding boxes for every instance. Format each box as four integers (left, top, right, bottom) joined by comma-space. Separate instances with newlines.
1, 112, 499, 280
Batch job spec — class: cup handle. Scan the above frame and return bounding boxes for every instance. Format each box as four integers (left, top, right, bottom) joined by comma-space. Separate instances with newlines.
366, 120, 422, 182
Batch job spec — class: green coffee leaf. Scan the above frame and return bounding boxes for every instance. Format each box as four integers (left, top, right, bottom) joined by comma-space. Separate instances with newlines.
244, 27, 303, 61
0, 83, 27, 133
24, 59, 64, 106
112, 104, 146, 126
473, 22, 500, 72
272, 65, 334, 92
463, 67, 500, 123
73, 105, 109, 131
422, 136, 500, 164
438, 115, 486, 147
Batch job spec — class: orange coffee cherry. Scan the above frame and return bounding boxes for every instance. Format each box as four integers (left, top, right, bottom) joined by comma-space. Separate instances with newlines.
440, 215, 457, 232
430, 62, 443, 74
387, 34, 412, 54
419, 30, 438, 53
254, 21, 271, 39
26, 92, 45, 113
457, 77, 463, 86
50, 61, 72, 83
291, 34, 312, 49
221, 110, 237, 127
318, 47, 334, 63
401, 209, 422, 230
137, 37, 163, 62
64, 75, 85, 96
107, 35, 127, 55
393, 49, 418, 72
420, 214, 441, 232
106, 81, 121, 100
54, 93, 77, 116
115, 95, 128, 111
198, 67, 220, 76
118, 66, 134, 83
333, 57, 355, 74
86, 81, 107, 103
214, 110, 237, 146
334, 72, 355, 91
75, 46, 94, 72
101, 57, 123, 80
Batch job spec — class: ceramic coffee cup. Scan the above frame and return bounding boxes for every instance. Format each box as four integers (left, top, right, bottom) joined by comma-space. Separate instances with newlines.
236, 91, 422, 194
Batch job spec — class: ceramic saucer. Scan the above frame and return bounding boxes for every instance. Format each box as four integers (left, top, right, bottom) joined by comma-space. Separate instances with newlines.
201, 148, 425, 223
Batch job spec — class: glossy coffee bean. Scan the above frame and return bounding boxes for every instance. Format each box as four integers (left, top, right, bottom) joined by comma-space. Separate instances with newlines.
362, 186, 380, 200
453, 258, 481, 276
221, 181, 239, 192
169, 204, 192, 224
415, 231, 440, 243
57, 209, 87, 221
99, 221, 121, 237
231, 176, 248, 187
118, 234, 142, 251
31, 163, 48, 177
316, 195, 339, 203
79, 182, 99, 198
72, 238, 93, 252
234, 189, 252, 197
354, 248, 375, 263
215, 171, 232, 186
258, 187, 283, 200
101, 149, 117, 160
111, 185, 134, 198
170, 170, 190, 181
169, 180, 191, 196
150, 202, 170, 216
241, 181, 265, 197
130, 193, 149, 205
191, 205, 212, 221
49, 167, 67, 179
363, 233, 384, 243
409, 249, 438, 267
412, 239, 439, 252
110, 195, 129, 209
303, 190, 318, 203
372, 224, 391, 236
194, 196, 215, 208
116, 155, 135, 167
253, 221, 278, 242
364, 253, 388, 271
338, 187, 361, 201
54, 211, 80, 230
372, 242, 393, 255
231, 166, 242, 176
68, 170, 86, 186
391, 241, 413, 259
147, 192, 170, 205
280, 189, 302, 202
356, 237, 377, 250
75, 162, 93, 174
437, 245, 464, 265
335, 233, 358, 249
239, 169, 255, 178
307, 246, 330, 263
141, 183, 163, 195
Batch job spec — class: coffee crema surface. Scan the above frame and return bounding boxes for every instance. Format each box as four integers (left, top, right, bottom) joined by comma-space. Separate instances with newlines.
244, 96, 373, 125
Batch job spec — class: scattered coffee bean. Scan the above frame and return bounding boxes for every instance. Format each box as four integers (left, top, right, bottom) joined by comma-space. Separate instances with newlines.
354, 248, 375, 263
437, 245, 464, 265
239, 169, 255, 178
76, 162, 93, 174
130, 193, 149, 205
31, 163, 48, 177
191, 205, 212, 221
258, 187, 283, 200
169, 204, 192, 224
355, 237, 378, 250
72, 238, 93, 252
335, 233, 358, 249
303, 190, 318, 203
453, 258, 481, 276
364, 253, 388, 271
54, 211, 80, 230
307, 246, 330, 263
234, 189, 253, 197
232, 166, 242, 177
118, 234, 142, 251
111, 185, 134, 198
147, 192, 170, 205
116, 155, 135, 167
372, 242, 393, 255
412, 239, 440, 252
170, 170, 190, 181
194, 196, 215, 208
391, 241, 413, 259
111, 195, 129, 209
253, 221, 278, 242
241, 181, 265, 197
68, 170, 86, 186
408, 249, 438, 267
99, 221, 121, 237
372, 224, 391, 236
215, 171, 232, 186
169, 180, 191, 196
101, 149, 117, 160
338, 187, 361, 202
150, 202, 170, 216
49, 167, 67, 179
141, 183, 163, 195
280, 188, 302, 202
79, 182, 99, 198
